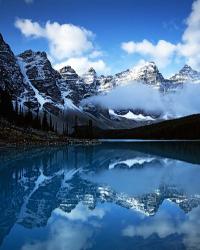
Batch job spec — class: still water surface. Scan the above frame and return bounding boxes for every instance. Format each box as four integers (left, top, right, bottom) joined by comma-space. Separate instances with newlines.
0, 142, 200, 250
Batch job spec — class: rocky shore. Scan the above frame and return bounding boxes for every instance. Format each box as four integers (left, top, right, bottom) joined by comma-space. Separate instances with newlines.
0, 122, 100, 148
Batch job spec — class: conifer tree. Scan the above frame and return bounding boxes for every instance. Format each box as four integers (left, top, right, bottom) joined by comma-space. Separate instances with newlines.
0, 89, 14, 121
42, 111, 49, 131
55, 122, 58, 134
62, 123, 65, 135
66, 122, 69, 136
88, 119, 93, 138
15, 99, 18, 115
49, 115, 53, 132
74, 115, 78, 137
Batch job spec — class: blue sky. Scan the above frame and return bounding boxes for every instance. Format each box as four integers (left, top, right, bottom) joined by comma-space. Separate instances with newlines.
0, 0, 199, 76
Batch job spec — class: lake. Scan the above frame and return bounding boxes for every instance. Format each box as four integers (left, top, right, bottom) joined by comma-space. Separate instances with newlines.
0, 141, 200, 250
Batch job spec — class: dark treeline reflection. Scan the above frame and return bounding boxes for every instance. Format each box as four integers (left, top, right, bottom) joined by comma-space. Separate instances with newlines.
1, 141, 200, 170
0, 142, 200, 250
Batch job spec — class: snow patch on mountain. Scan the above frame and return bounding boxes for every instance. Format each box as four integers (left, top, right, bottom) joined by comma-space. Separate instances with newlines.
17, 57, 48, 108
109, 109, 155, 121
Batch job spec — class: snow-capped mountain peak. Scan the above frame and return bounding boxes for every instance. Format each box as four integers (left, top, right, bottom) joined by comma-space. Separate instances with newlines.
88, 67, 96, 73
130, 61, 165, 87
100, 61, 166, 91
180, 64, 193, 73
59, 66, 79, 81
82, 67, 97, 85
170, 64, 200, 84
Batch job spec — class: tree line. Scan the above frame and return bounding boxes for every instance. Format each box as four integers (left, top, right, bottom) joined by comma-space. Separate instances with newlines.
0, 89, 56, 132
0, 88, 94, 138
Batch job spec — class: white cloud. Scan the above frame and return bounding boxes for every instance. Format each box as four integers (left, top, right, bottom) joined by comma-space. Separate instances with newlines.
15, 18, 94, 60
54, 57, 110, 75
83, 81, 200, 118
177, 0, 200, 69
121, 39, 176, 68
15, 18, 43, 37
83, 82, 164, 112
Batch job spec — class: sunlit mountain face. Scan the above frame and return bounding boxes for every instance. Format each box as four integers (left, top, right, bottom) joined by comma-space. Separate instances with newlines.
0, 142, 200, 250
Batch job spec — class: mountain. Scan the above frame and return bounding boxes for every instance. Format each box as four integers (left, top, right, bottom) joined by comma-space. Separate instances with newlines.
59, 66, 98, 104
170, 64, 200, 84
98, 62, 167, 92
82, 67, 98, 86
0, 34, 25, 97
17, 50, 63, 114
1, 32, 200, 130
59, 66, 87, 104
115, 62, 166, 88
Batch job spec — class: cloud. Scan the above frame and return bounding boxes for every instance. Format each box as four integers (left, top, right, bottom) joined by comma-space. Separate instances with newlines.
15, 19, 43, 37
82, 82, 164, 113
121, 39, 177, 68
177, 0, 200, 69
82, 81, 200, 118
15, 18, 94, 60
54, 57, 110, 75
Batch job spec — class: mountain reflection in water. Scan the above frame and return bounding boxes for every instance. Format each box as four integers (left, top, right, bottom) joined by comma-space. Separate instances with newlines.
0, 142, 200, 250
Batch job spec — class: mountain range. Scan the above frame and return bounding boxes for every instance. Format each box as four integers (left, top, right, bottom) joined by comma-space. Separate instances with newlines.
1, 33, 200, 130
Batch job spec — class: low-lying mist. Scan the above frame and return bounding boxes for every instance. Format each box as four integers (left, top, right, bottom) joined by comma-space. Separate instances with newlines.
82, 81, 200, 118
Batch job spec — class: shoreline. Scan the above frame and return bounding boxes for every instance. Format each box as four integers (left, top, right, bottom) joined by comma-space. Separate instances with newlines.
1, 138, 199, 150
100, 139, 200, 142
0, 138, 101, 149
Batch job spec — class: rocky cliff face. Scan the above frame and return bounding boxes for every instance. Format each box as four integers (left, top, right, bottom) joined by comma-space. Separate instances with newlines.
130, 62, 166, 87
18, 50, 61, 102
59, 66, 99, 105
17, 50, 63, 114
59, 66, 87, 104
0, 34, 25, 97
